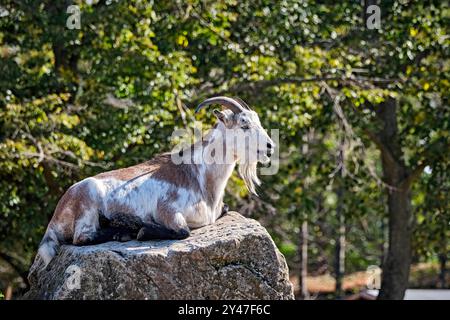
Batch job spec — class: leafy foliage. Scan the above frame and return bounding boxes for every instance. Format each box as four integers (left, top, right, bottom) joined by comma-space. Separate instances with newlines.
0, 0, 448, 296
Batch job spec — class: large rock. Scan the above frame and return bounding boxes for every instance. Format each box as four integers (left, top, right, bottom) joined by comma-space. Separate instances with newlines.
25, 212, 294, 300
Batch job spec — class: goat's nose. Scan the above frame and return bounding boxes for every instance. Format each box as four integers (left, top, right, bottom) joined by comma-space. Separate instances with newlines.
266, 142, 275, 157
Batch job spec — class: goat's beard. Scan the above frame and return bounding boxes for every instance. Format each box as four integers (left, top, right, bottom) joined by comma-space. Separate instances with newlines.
238, 161, 261, 195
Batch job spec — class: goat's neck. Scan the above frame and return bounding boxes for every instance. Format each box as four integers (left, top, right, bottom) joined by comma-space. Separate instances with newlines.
194, 124, 236, 211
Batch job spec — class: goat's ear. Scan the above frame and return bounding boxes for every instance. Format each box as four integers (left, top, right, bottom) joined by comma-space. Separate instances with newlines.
213, 109, 227, 122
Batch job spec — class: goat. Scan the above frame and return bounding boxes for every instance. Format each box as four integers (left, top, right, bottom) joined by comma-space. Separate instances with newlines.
36, 96, 275, 267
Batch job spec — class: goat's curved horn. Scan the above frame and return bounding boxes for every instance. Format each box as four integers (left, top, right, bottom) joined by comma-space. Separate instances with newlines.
233, 97, 252, 110
195, 96, 244, 114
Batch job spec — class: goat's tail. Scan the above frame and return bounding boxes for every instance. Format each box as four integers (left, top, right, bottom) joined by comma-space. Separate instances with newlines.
36, 226, 60, 268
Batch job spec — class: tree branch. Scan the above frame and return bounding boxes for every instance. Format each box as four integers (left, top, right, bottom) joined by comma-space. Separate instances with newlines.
361, 128, 397, 167
401, 162, 427, 190
189, 74, 400, 108
0, 251, 29, 290
400, 139, 450, 189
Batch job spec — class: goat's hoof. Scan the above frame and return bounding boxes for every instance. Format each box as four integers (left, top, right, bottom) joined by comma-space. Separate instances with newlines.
174, 228, 190, 240
221, 203, 229, 215
73, 234, 92, 246
113, 232, 133, 242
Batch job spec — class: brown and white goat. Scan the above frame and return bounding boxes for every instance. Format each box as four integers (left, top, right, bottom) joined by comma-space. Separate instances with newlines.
36, 96, 275, 267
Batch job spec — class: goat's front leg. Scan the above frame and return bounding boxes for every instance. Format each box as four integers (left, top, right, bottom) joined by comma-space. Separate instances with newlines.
75, 226, 137, 245
74, 210, 137, 245
137, 211, 190, 241
219, 202, 229, 218
137, 222, 189, 241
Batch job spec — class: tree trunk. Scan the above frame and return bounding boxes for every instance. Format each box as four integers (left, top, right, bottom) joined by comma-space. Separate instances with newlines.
298, 220, 309, 299
376, 98, 413, 300
46, 0, 80, 101
333, 130, 346, 299
378, 186, 412, 299
380, 213, 389, 266
438, 253, 447, 289
334, 183, 345, 298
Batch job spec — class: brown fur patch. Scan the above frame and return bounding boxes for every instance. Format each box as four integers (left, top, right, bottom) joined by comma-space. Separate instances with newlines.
50, 182, 93, 242
150, 154, 201, 193
203, 136, 229, 207
95, 161, 156, 181
96, 153, 201, 193
205, 171, 217, 206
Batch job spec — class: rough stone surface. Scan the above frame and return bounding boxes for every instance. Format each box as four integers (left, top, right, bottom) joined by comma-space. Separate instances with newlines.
25, 212, 294, 300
